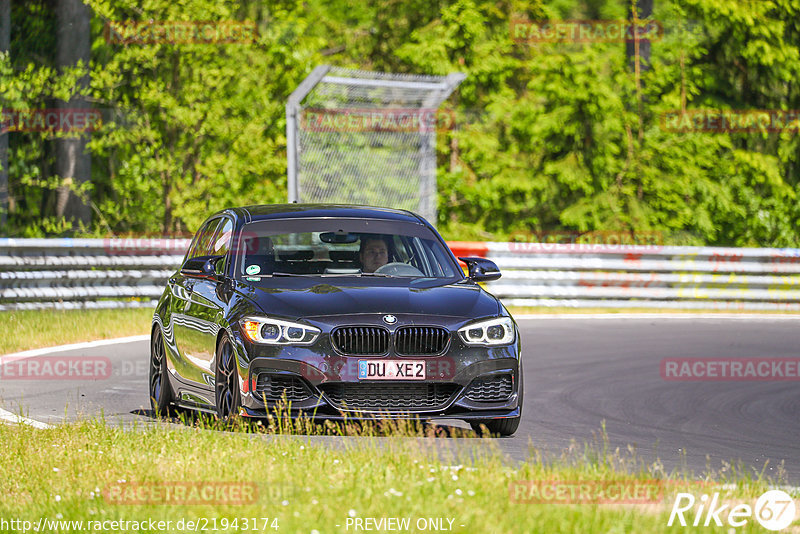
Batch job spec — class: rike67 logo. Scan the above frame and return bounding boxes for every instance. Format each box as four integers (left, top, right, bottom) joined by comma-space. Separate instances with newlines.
668, 490, 796, 531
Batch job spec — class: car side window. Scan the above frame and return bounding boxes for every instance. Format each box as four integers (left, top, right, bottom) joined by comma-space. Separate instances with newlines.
392, 235, 410, 263
212, 219, 233, 256
210, 219, 233, 274
405, 236, 431, 273
186, 218, 222, 260
201, 219, 226, 257
424, 240, 448, 277
184, 222, 207, 261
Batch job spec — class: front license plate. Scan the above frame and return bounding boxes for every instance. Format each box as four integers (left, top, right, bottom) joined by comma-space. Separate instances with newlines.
358, 360, 425, 380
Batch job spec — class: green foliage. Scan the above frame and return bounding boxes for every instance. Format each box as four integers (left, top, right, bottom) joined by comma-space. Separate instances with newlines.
85, 0, 324, 234
430, 0, 800, 245
3, 0, 800, 246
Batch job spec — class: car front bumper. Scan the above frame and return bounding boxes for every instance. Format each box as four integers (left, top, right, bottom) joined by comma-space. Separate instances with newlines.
230, 313, 523, 421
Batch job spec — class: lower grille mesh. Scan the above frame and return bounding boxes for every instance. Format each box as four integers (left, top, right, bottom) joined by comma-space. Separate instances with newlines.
255, 374, 313, 401
320, 383, 460, 411
464, 375, 513, 402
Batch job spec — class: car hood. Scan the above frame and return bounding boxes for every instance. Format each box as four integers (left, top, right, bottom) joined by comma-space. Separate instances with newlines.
236, 278, 500, 319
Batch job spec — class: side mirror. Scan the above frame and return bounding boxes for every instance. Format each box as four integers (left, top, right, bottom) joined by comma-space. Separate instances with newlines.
459, 256, 501, 282
181, 255, 223, 280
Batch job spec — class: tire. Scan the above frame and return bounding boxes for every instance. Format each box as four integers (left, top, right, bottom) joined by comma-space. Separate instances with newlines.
214, 333, 241, 422
149, 325, 174, 416
471, 417, 520, 436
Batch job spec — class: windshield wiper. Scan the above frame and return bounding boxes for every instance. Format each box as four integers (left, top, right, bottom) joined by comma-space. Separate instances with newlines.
268, 271, 393, 278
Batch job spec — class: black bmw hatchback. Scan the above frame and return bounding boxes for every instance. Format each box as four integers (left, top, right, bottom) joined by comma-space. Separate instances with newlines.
150, 204, 523, 435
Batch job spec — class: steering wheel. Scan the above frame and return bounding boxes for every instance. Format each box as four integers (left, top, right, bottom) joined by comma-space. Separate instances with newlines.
374, 262, 424, 277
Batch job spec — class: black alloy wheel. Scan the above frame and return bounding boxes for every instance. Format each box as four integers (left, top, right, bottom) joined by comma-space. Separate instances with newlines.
149, 326, 173, 416
215, 334, 241, 421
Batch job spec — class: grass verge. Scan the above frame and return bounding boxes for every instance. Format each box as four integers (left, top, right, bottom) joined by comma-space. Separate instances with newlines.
0, 416, 794, 533
0, 308, 154, 354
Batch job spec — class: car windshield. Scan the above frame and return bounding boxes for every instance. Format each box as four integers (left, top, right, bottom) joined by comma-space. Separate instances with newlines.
235, 218, 460, 279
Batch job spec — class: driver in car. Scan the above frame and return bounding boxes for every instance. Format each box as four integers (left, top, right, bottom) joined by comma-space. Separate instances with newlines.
359, 236, 390, 273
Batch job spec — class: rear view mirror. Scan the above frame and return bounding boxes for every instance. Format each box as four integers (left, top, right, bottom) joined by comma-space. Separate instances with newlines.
459, 256, 501, 282
319, 230, 358, 244
181, 255, 223, 279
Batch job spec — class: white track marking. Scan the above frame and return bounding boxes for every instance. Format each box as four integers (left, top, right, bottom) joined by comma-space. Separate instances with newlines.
0, 335, 150, 430
0, 407, 51, 429
0, 334, 150, 363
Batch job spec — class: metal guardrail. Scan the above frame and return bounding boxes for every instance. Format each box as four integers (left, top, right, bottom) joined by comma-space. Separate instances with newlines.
0, 238, 188, 310
458, 242, 800, 311
3, 238, 800, 311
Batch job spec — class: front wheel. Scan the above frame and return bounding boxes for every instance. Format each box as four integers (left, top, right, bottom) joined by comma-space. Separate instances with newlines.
149, 325, 173, 416
215, 334, 241, 422
471, 417, 520, 436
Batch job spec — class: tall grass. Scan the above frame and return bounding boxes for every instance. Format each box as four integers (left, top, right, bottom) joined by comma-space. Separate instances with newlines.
0, 414, 792, 534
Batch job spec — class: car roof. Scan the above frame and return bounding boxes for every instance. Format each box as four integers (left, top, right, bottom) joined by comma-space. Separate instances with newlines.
226, 204, 426, 225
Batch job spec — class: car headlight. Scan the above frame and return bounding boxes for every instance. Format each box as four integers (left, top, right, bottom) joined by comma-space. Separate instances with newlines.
458, 317, 515, 346
241, 317, 320, 345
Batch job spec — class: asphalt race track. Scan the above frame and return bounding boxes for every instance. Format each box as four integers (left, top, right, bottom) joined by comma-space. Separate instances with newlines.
1, 316, 799, 483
